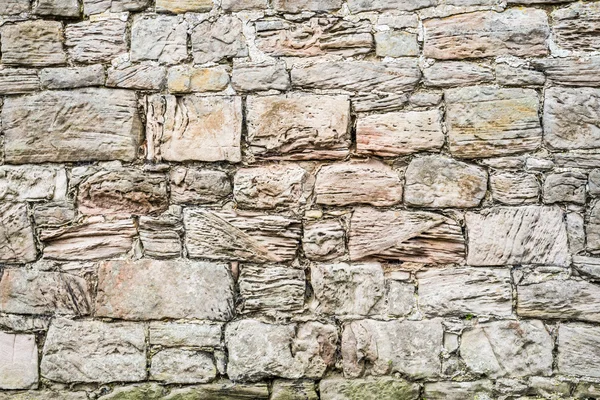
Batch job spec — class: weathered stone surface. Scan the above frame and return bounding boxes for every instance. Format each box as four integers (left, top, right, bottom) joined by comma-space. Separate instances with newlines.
517, 279, 600, 323
99, 384, 165, 400
574, 382, 600, 398
315, 160, 403, 207
33, 203, 76, 227
496, 63, 545, 86
146, 95, 242, 162
106, 62, 166, 90
417, 267, 512, 317
291, 60, 420, 93
490, 172, 539, 205
131, 15, 187, 65
191, 16, 247, 64
404, 155, 487, 208
272, 380, 318, 400
423, 61, 493, 87
466, 206, 570, 266
567, 211, 586, 254
0, 0, 29, 14
590, 169, 600, 197
170, 168, 231, 204
234, 164, 311, 209
375, 31, 418, 57
83, 0, 149, 14
423, 9, 549, 59
95, 259, 234, 320
552, 2, 600, 52
423, 381, 494, 400
76, 167, 168, 215
33, 0, 79, 16
184, 209, 301, 262
349, 207, 465, 264
460, 320, 553, 378
302, 219, 345, 261
310, 262, 384, 317
0, 166, 66, 201
232, 62, 289, 92
239, 264, 305, 315
356, 109, 444, 157
150, 349, 216, 384
40, 65, 105, 89
246, 94, 350, 160
1, 21, 66, 66
342, 319, 442, 378
0, 269, 91, 316
446, 86, 541, 158
226, 320, 337, 381
65, 19, 128, 63
139, 208, 182, 258
0, 203, 36, 264
41, 318, 146, 383
573, 255, 600, 279
149, 322, 222, 348
533, 57, 600, 87
3, 88, 141, 163
273, 0, 341, 12
156, 0, 212, 12
0, 68, 39, 94
165, 381, 269, 399
320, 377, 420, 400
543, 87, 600, 150
347, 0, 434, 12
558, 323, 600, 378
256, 17, 372, 57
0, 333, 37, 390
168, 65, 229, 93
543, 171, 587, 204
0, 391, 87, 400
588, 201, 600, 253
40, 217, 136, 260
222, 0, 268, 11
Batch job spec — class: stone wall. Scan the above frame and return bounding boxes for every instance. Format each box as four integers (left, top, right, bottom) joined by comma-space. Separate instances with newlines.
0, 0, 599, 398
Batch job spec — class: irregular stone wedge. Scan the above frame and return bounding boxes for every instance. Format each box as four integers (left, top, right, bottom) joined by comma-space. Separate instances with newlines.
234, 164, 311, 210
0, 269, 91, 316
533, 57, 600, 87
3, 88, 141, 164
40, 217, 136, 260
418, 267, 512, 317
246, 94, 350, 160
543, 87, 600, 150
65, 19, 128, 63
150, 349, 216, 384
131, 15, 187, 65
517, 279, 600, 323
41, 318, 146, 383
342, 319, 442, 378
184, 208, 301, 263
40, 65, 105, 89
0, 333, 38, 390
423, 9, 549, 59
0, 166, 65, 201
466, 206, 570, 266
0, 69, 39, 94
423, 381, 494, 400
356, 109, 444, 157
320, 377, 420, 400
490, 172, 539, 205
291, 59, 420, 93
256, 17, 372, 57
551, 2, 600, 52
170, 168, 231, 204
315, 160, 403, 207
461, 320, 553, 378
95, 259, 234, 321
226, 320, 337, 381
0, 203, 36, 264
1, 21, 66, 66
404, 155, 487, 208
558, 323, 600, 378
76, 167, 168, 215
191, 16, 247, 64
348, 207, 465, 264
446, 86, 541, 158
146, 95, 242, 163
239, 264, 305, 315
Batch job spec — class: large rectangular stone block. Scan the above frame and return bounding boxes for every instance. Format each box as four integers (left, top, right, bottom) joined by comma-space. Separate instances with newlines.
0, 203, 37, 264
1, 21, 66, 66
95, 259, 234, 321
2, 88, 141, 163
246, 94, 350, 160
466, 206, 570, 266
191, 16, 247, 63
65, 19, 127, 63
424, 9, 549, 59
41, 318, 146, 383
0, 333, 38, 390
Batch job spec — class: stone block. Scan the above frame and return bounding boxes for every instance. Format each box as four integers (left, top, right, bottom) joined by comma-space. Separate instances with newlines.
0, 333, 38, 390
65, 19, 128, 63
1, 21, 66, 66
131, 15, 187, 65
0, 203, 37, 264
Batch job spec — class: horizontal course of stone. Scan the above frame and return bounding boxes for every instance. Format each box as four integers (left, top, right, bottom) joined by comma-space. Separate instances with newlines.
0, 0, 600, 398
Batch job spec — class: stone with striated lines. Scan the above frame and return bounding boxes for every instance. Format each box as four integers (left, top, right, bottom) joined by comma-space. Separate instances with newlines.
490, 172, 539, 205
65, 19, 128, 64
1, 21, 66, 66
0, 69, 39, 94
0, 203, 37, 264
106, 62, 166, 90
423, 61, 494, 87
533, 57, 600, 87
551, 2, 600, 52
558, 323, 600, 378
